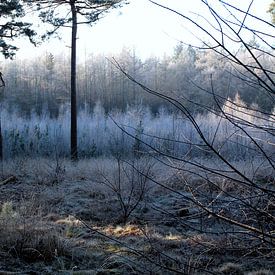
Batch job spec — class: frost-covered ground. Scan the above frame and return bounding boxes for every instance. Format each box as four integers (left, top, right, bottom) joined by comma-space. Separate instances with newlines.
0, 157, 274, 274
2, 101, 274, 160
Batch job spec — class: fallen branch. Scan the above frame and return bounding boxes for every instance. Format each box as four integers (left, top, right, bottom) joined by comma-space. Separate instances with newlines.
0, 272, 22, 275
0, 176, 17, 186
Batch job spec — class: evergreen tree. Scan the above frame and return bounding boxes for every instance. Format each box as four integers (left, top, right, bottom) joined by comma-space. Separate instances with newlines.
0, 0, 36, 58
28, 0, 126, 160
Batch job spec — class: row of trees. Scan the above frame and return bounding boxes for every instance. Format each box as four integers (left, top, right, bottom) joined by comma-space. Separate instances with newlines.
2, 44, 274, 117
1, 0, 275, 160
1, 0, 126, 160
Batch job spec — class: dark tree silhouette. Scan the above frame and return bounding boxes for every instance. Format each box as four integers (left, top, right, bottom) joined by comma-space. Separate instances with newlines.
29, 0, 126, 160
0, 0, 36, 58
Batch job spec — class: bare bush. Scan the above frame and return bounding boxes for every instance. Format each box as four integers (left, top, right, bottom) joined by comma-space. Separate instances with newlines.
102, 0, 275, 273
95, 156, 154, 224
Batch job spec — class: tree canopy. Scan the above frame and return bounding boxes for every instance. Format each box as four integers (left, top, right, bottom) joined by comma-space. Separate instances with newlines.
25, 0, 126, 160
0, 0, 36, 58
27, 0, 125, 37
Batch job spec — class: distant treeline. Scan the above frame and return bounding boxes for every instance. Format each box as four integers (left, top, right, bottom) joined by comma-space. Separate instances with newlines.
1, 44, 274, 117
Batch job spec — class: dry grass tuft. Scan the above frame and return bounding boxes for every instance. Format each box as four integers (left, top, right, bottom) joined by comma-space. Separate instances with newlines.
0, 202, 70, 263
56, 215, 82, 226
104, 224, 143, 237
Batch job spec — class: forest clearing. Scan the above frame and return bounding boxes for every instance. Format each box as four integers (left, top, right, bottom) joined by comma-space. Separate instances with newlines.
0, 0, 274, 274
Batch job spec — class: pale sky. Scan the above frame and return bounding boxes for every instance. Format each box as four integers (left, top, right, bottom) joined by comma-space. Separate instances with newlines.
7, 0, 274, 60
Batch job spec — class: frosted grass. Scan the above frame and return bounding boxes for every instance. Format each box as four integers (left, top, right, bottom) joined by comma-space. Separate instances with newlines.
1, 102, 274, 160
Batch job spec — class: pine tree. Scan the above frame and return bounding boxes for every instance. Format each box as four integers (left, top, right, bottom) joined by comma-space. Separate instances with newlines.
29, 0, 126, 160
0, 0, 36, 58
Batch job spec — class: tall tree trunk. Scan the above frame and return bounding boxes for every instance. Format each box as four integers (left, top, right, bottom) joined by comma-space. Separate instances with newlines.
70, 0, 78, 160
0, 86, 3, 162
0, 116, 2, 162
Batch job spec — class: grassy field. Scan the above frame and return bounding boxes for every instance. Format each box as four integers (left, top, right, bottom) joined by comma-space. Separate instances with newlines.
0, 157, 274, 274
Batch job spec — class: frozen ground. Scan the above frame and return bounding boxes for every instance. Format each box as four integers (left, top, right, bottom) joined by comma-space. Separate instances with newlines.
0, 157, 274, 274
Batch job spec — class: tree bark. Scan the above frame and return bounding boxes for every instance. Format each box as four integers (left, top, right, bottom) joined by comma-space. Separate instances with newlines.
70, 0, 78, 160
0, 116, 2, 161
